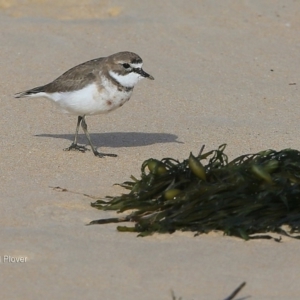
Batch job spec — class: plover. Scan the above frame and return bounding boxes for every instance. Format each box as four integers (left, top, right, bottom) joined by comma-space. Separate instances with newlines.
15, 51, 154, 157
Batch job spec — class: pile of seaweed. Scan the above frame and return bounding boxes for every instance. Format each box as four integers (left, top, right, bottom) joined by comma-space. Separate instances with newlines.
89, 144, 300, 240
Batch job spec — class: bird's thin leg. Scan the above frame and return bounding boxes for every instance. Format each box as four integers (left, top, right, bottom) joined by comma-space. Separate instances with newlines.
73, 115, 82, 145
64, 116, 89, 152
81, 116, 117, 158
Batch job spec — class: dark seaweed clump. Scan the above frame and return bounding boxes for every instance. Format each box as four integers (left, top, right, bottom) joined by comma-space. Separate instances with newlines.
89, 144, 300, 240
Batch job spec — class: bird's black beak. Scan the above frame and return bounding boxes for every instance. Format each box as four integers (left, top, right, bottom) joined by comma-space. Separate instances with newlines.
134, 68, 154, 80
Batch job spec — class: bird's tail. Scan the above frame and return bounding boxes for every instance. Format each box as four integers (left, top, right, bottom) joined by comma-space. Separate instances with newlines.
14, 85, 46, 98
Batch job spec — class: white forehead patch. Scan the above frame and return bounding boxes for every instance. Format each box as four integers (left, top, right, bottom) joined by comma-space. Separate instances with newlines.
130, 63, 143, 69
109, 70, 143, 88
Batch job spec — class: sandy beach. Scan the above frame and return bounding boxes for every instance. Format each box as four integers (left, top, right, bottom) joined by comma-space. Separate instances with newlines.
1, 0, 300, 299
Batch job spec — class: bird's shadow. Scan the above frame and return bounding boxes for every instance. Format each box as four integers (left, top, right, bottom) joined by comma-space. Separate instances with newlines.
35, 132, 183, 148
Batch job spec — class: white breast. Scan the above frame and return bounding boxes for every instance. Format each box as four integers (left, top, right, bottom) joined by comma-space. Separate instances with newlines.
44, 81, 132, 116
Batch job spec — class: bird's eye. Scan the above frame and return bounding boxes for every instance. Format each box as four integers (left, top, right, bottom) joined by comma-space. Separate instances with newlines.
122, 63, 130, 69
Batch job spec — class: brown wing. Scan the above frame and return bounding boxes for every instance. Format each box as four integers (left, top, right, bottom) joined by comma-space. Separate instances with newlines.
43, 57, 105, 93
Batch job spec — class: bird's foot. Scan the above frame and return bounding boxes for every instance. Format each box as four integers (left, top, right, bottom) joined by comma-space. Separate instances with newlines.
64, 143, 89, 153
